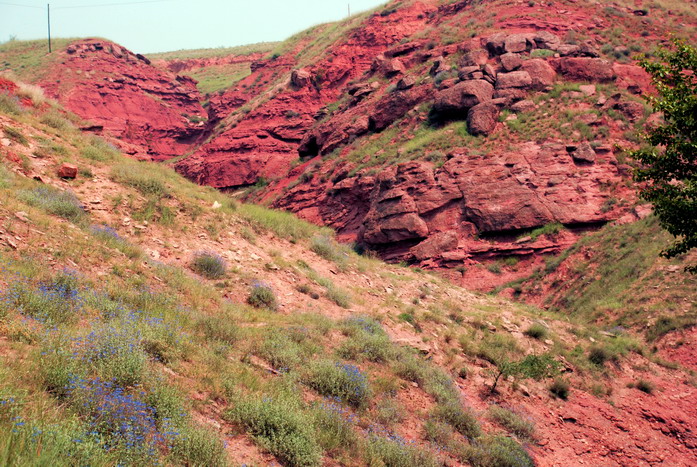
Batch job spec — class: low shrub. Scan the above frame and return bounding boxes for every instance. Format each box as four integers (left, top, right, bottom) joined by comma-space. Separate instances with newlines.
337, 331, 393, 363
227, 396, 321, 467
549, 379, 570, 400
3, 125, 28, 145
111, 164, 168, 197
310, 235, 346, 265
1, 275, 83, 325
488, 406, 535, 441
74, 313, 149, 386
255, 334, 302, 371
528, 222, 565, 240
19, 186, 85, 222
365, 431, 438, 467
326, 285, 351, 308
238, 203, 327, 242
90, 225, 143, 259
198, 314, 239, 344
460, 435, 534, 467
311, 399, 357, 452
306, 361, 371, 407
40, 112, 72, 131
524, 323, 548, 340
635, 379, 655, 394
432, 401, 481, 439
170, 422, 227, 467
0, 93, 23, 115
66, 377, 174, 464
341, 316, 384, 336
588, 346, 613, 367
190, 251, 226, 279
247, 281, 277, 310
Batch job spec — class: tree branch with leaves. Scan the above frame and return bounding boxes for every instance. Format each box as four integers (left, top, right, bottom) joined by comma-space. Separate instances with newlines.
631, 39, 696, 271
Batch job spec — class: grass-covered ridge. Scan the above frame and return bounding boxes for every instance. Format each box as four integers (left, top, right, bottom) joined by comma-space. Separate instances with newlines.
0, 75, 557, 465
147, 42, 279, 61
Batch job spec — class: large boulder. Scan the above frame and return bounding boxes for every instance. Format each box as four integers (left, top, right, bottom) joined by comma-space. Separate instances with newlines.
520, 59, 557, 90
504, 33, 536, 53
433, 80, 494, 115
485, 32, 508, 55
467, 102, 500, 135
534, 31, 562, 50
460, 49, 489, 67
554, 58, 616, 82
372, 54, 405, 76
500, 53, 523, 72
569, 142, 596, 163
410, 231, 459, 261
290, 69, 312, 88
496, 70, 533, 89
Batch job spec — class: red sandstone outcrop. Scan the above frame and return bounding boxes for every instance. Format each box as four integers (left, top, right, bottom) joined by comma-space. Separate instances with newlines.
39, 39, 207, 161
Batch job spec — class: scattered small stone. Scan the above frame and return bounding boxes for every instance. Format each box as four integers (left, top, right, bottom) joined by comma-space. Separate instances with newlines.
212, 201, 222, 209
14, 211, 28, 222
579, 84, 596, 96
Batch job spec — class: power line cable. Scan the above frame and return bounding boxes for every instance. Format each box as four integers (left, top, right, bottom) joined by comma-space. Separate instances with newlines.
0, 2, 43, 9
54, 0, 175, 10
0, 0, 174, 9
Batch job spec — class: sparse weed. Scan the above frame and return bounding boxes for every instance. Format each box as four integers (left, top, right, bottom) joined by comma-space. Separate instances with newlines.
306, 361, 371, 407
247, 281, 278, 310
190, 251, 226, 279
19, 186, 86, 222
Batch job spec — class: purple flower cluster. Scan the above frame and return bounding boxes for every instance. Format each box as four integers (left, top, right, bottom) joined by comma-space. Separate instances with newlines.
318, 397, 357, 425
66, 377, 178, 456
336, 362, 369, 404
367, 423, 415, 447
90, 224, 121, 240
345, 316, 383, 335
0, 272, 84, 324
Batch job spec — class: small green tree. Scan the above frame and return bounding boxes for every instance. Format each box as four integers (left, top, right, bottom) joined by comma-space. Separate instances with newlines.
631, 39, 696, 271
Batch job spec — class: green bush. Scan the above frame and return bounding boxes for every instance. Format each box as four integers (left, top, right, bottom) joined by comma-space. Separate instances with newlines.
306, 361, 371, 407
238, 203, 327, 242
170, 422, 227, 467
247, 282, 278, 310
635, 379, 655, 394
310, 235, 346, 266
527, 222, 565, 240
311, 400, 357, 452
524, 323, 549, 340
191, 251, 227, 279
326, 284, 351, 308
255, 334, 302, 371
488, 406, 535, 441
432, 401, 481, 439
365, 433, 438, 467
549, 379, 570, 400
588, 346, 613, 367
227, 396, 321, 467
460, 435, 534, 467
80, 138, 120, 162
337, 331, 394, 362
19, 186, 85, 223
198, 314, 239, 344
111, 164, 168, 197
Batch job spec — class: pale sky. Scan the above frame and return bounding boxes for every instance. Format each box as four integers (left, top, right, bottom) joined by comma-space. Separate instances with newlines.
0, 0, 388, 54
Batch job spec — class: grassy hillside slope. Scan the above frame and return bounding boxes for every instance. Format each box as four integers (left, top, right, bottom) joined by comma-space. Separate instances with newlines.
2, 75, 697, 465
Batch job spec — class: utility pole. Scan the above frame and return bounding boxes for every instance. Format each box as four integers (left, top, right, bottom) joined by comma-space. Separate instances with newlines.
348, 4, 350, 17
47, 3, 52, 53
